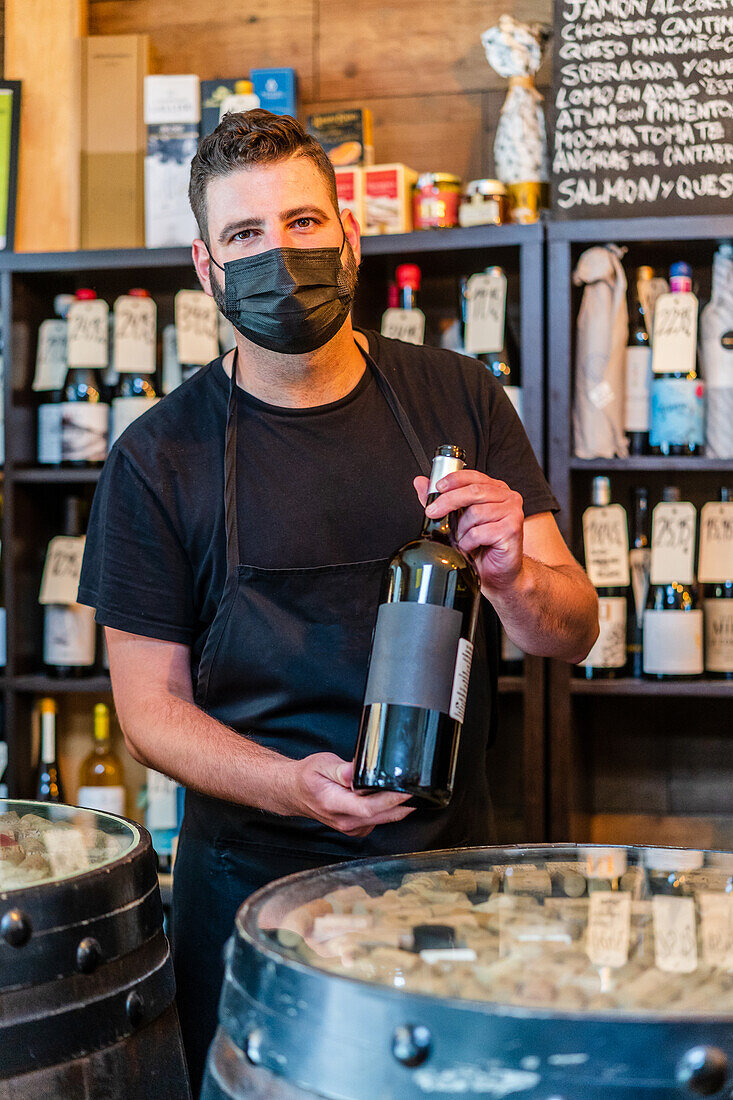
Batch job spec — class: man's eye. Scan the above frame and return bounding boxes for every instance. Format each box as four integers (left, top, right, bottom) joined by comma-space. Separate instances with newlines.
233, 229, 254, 241
294, 217, 315, 228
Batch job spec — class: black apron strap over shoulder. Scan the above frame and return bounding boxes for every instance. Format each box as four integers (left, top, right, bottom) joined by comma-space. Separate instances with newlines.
223, 341, 431, 571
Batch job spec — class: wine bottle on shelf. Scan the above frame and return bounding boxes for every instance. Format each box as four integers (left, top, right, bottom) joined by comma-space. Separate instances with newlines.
627, 487, 650, 679
463, 266, 523, 421
701, 241, 733, 459
36, 698, 64, 803
380, 264, 426, 345
0, 704, 7, 798
643, 486, 703, 680
42, 497, 96, 679
702, 487, 733, 681
77, 703, 126, 815
61, 289, 110, 467
650, 262, 703, 457
36, 293, 74, 467
624, 266, 653, 456
578, 476, 629, 679
353, 444, 481, 806
0, 491, 5, 671
110, 288, 160, 446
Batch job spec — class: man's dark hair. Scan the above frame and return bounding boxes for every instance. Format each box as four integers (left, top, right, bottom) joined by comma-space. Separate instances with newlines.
189, 109, 339, 245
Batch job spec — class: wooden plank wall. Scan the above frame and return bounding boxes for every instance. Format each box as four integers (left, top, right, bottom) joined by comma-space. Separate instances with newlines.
88, 0, 553, 182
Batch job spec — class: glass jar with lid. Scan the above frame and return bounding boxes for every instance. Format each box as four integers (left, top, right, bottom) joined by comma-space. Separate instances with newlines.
459, 179, 508, 227
413, 173, 462, 230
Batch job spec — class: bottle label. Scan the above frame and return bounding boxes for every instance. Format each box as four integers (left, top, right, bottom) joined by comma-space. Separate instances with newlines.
504, 385, 523, 423
629, 546, 651, 622
33, 319, 68, 391
364, 601, 466, 717
643, 609, 703, 675
114, 295, 157, 373
44, 604, 96, 666
704, 599, 733, 673
67, 298, 109, 368
146, 768, 180, 830
624, 346, 652, 432
651, 291, 698, 376
649, 378, 704, 448
587, 891, 631, 968
110, 396, 160, 446
650, 501, 697, 585
449, 638, 474, 722
653, 895, 698, 974
77, 785, 125, 816
38, 403, 63, 464
39, 537, 87, 605
580, 596, 627, 669
583, 504, 630, 587
380, 307, 425, 345
699, 893, 733, 969
698, 502, 733, 583
60, 402, 109, 463
175, 289, 219, 365
464, 271, 507, 354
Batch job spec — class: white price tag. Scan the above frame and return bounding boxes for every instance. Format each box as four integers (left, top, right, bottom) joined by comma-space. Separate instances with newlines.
39, 536, 86, 606
113, 295, 157, 374
67, 298, 109, 368
175, 290, 220, 365
380, 307, 425, 345
698, 502, 733, 584
650, 500, 697, 585
464, 271, 507, 354
587, 891, 631, 968
699, 893, 733, 969
653, 895, 698, 974
583, 848, 627, 880
638, 277, 668, 342
652, 292, 698, 375
146, 768, 179, 831
44, 826, 89, 878
33, 320, 68, 391
582, 504, 630, 586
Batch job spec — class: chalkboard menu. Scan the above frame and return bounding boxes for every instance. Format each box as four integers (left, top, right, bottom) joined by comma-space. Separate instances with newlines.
551, 0, 733, 219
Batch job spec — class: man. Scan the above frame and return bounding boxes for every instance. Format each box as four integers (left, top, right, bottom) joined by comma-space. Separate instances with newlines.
79, 109, 597, 1091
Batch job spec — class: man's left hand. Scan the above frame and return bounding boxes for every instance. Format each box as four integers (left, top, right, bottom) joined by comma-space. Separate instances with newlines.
414, 470, 524, 593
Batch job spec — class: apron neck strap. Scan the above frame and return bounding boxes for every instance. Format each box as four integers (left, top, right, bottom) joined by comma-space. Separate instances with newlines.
223, 340, 431, 570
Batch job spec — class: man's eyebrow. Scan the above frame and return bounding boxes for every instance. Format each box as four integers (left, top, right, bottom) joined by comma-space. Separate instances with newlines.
280, 205, 331, 221
218, 217, 263, 243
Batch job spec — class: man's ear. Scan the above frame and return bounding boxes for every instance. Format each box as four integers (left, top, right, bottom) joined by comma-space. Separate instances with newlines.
341, 209, 362, 266
192, 238, 214, 297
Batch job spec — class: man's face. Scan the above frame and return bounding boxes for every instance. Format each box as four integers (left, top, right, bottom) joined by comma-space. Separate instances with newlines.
193, 154, 360, 315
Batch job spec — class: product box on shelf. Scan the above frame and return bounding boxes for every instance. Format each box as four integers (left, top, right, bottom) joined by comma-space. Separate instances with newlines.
143, 75, 200, 248
363, 163, 418, 235
334, 166, 364, 228
200, 78, 247, 138
307, 108, 374, 167
80, 35, 149, 249
250, 68, 297, 117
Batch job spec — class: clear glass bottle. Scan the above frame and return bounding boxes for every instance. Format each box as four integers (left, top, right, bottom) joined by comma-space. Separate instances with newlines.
650, 262, 703, 457
353, 445, 481, 806
77, 703, 126, 816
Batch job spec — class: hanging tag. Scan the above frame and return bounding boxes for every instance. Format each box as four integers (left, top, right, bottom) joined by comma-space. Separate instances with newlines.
582, 504, 630, 587
464, 271, 507, 354
583, 848, 627, 880
650, 500, 697, 585
652, 895, 698, 974
587, 891, 631, 968
113, 295, 157, 374
698, 502, 733, 584
39, 536, 86, 605
380, 307, 425, 345
162, 324, 182, 395
33, 320, 68, 391
699, 893, 733, 969
651, 292, 698, 375
67, 299, 109, 368
175, 290, 219, 365
638, 277, 668, 342
629, 547, 651, 621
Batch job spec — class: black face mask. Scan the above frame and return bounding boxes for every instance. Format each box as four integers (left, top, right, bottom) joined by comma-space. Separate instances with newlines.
208, 227, 355, 355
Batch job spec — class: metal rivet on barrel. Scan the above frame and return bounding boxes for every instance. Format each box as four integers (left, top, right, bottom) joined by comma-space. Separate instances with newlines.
126, 991, 144, 1028
245, 1028, 264, 1066
1, 909, 32, 948
392, 1024, 431, 1068
677, 1046, 728, 1096
76, 936, 102, 974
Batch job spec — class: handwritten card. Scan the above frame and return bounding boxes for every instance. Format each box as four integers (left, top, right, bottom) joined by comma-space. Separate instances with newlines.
464, 271, 507, 355
582, 504, 630, 586
650, 500, 697, 585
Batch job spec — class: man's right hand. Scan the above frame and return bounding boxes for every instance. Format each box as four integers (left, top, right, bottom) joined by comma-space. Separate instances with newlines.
289, 753, 415, 837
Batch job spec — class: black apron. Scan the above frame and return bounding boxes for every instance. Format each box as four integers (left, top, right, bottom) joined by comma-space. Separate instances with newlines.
172, 344, 497, 1094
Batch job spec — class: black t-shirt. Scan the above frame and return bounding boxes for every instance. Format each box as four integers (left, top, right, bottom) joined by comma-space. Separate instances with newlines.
79, 330, 558, 677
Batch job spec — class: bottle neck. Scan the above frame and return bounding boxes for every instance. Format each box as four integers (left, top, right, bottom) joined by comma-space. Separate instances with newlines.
400, 286, 416, 310
421, 492, 453, 543
41, 712, 56, 763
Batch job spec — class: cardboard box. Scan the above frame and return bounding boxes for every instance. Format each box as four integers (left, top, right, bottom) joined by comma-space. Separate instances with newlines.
250, 68, 298, 117
334, 167, 364, 229
306, 109, 374, 167
144, 76, 200, 248
363, 164, 417, 235
80, 35, 149, 250
200, 78, 247, 138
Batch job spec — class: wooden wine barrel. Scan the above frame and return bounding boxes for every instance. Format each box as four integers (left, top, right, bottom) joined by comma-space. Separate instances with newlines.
0, 801, 191, 1099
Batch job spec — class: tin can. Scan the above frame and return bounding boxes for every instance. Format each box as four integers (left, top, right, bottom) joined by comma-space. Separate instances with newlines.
413, 172, 462, 230
506, 180, 548, 224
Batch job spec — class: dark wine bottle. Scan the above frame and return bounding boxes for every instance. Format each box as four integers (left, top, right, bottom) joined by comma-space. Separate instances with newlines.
61, 289, 109, 467
353, 444, 481, 807
579, 476, 628, 679
704, 486, 733, 681
110, 288, 160, 445
624, 266, 653, 456
650, 262, 703, 457
627, 487, 650, 678
43, 496, 96, 679
643, 486, 703, 680
35, 697, 64, 803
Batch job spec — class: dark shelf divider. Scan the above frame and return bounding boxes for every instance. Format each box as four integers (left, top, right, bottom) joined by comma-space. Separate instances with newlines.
13, 467, 103, 483
570, 678, 733, 697
10, 675, 112, 694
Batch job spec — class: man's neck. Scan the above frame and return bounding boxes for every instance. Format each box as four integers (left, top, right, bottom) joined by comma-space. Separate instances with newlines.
223, 318, 369, 408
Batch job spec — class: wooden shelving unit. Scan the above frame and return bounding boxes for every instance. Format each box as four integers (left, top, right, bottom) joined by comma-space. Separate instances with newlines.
547, 213, 733, 849
1, 224, 547, 841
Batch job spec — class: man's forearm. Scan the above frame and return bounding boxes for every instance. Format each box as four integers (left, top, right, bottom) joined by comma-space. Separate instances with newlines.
119, 688, 299, 815
485, 555, 598, 663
